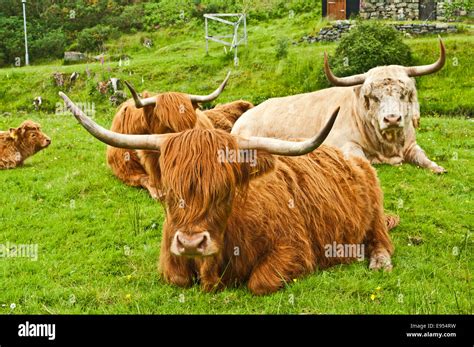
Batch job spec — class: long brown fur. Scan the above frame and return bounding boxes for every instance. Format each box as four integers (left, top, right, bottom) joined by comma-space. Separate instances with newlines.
107, 93, 253, 199
0, 120, 50, 169
158, 129, 394, 295
203, 100, 254, 132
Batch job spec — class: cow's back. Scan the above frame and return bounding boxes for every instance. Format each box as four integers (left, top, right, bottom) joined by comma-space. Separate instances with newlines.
231, 87, 359, 148
203, 100, 254, 132
224, 145, 385, 281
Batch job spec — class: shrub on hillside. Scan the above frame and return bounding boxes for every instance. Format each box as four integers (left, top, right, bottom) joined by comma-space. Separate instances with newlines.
31, 30, 67, 60
444, 0, 474, 21
275, 37, 289, 59
77, 25, 119, 53
318, 21, 413, 87
246, 0, 321, 20
144, 1, 193, 29
105, 4, 144, 33
0, 16, 25, 66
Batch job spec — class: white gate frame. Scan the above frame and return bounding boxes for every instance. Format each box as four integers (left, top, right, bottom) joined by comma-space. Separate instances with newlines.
204, 13, 247, 62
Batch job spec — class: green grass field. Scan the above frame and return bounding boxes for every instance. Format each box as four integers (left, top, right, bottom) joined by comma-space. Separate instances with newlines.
0, 17, 472, 314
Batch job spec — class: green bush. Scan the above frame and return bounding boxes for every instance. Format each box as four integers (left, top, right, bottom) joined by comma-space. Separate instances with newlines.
77, 25, 119, 53
242, 0, 321, 20
105, 4, 145, 33
144, 1, 193, 29
30, 30, 67, 60
0, 16, 24, 66
444, 0, 474, 21
319, 21, 413, 86
275, 37, 289, 59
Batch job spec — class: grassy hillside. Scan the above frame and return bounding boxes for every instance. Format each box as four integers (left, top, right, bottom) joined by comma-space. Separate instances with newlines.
0, 16, 473, 116
0, 16, 472, 314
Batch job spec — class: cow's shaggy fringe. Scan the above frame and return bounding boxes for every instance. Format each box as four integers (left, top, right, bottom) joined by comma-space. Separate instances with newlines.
159, 129, 394, 295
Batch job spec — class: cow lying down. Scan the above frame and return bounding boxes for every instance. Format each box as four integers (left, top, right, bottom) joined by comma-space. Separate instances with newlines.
107, 72, 253, 200
61, 92, 397, 296
232, 39, 447, 174
0, 120, 51, 169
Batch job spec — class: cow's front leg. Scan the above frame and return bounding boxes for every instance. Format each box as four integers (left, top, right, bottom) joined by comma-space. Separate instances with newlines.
247, 246, 308, 295
404, 143, 447, 174
159, 238, 195, 288
341, 142, 367, 161
366, 212, 394, 272
138, 150, 165, 200
196, 257, 225, 293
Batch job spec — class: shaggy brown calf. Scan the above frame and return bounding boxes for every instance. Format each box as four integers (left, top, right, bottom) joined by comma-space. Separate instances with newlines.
61, 92, 397, 296
107, 77, 253, 199
0, 120, 51, 169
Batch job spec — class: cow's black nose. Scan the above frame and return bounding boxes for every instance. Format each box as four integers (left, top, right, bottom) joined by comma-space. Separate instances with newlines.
383, 115, 402, 125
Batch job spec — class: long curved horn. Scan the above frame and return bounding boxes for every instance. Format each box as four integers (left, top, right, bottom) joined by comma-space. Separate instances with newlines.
238, 107, 340, 156
324, 53, 367, 86
59, 92, 170, 149
60, 91, 338, 156
187, 71, 231, 103
123, 81, 157, 108
405, 37, 446, 77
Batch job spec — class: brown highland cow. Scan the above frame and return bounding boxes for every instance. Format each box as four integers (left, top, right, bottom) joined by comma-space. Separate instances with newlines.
61, 91, 398, 296
107, 73, 253, 199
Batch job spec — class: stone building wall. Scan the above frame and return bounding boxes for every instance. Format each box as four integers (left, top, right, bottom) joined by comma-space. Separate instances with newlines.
359, 0, 449, 21
436, 1, 446, 21
360, 0, 421, 20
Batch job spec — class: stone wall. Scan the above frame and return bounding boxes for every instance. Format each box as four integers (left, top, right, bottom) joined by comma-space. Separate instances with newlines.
64, 51, 86, 63
393, 22, 457, 34
436, 1, 446, 21
360, 0, 420, 21
359, 0, 450, 21
301, 20, 457, 43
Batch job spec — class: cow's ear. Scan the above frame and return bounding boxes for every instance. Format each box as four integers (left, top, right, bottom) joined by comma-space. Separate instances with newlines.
354, 85, 370, 110
9, 128, 18, 140
353, 85, 362, 98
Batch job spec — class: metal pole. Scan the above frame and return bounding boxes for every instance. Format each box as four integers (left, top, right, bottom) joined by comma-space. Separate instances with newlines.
205, 17, 209, 54
22, 0, 29, 66
243, 14, 247, 45
233, 22, 238, 62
